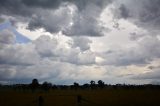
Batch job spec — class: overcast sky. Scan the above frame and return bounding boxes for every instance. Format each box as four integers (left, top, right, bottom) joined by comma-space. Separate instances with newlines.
1, 0, 160, 85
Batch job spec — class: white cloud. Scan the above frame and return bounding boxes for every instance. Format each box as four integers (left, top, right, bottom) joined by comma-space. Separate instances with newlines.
98, 36, 160, 66
0, 31, 100, 84
1, 0, 160, 85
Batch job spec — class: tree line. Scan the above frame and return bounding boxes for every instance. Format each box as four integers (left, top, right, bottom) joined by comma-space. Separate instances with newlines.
0, 79, 160, 91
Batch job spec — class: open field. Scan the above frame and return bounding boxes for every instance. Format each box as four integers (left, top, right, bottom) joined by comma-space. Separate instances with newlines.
0, 88, 160, 106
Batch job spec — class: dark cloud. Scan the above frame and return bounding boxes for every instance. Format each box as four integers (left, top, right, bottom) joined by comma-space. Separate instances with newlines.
73, 0, 112, 11
0, 0, 113, 36
0, 64, 17, 80
72, 37, 92, 51
62, 0, 112, 36
27, 6, 72, 33
118, 4, 130, 19
113, 0, 160, 35
21, 0, 65, 9
22, 0, 113, 11
0, 0, 32, 17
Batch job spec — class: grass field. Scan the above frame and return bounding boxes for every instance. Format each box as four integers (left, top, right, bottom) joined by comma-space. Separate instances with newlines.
0, 88, 160, 106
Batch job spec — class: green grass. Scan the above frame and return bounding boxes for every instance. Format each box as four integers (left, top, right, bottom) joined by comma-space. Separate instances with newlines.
0, 88, 160, 106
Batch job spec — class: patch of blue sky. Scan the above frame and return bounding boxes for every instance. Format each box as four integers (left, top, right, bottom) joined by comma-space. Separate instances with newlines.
0, 21, 11, 31
12, 28, 30, 43
0, 21, 30, 43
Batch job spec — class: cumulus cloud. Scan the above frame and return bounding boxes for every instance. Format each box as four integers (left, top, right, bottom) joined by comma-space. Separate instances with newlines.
72, 37, 92, 51
113, 0, 160, 35
33, 35, 58, 57
1, 31, 160, 84
1, 0, 160, 84
0, 29, 99, 83
0, 43, 40, 66
99, 36, 160, 66
62, 0, 111, 36
0, 65, 17, 80
27, 5, 73, 33
0, 0, 113, 36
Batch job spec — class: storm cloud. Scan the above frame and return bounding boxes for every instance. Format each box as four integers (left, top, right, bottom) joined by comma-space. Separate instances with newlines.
113, 0, 160, 35
0, 0, 113, 36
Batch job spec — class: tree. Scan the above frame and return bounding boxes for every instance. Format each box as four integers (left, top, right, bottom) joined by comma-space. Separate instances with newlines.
90, 80, 96, 89
82, 83, 89, 89
32, 79, 39, 86
90, 80, 95, 85
98, 80, 105, 88
30, 79, 39, 91
42, 81, 52, 91
73, 82, 79, 89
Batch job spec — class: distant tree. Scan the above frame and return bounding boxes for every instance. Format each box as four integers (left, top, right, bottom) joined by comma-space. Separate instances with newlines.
90, 80, 96, 89
82, 83, 90, 89
98, 80, 105, 88
73, 82, 79, 89
52, 85, 58, 89
32, 79, 39, 85
42, 81, 52, 91
74, 82, 79, 87
30, 79, 39, 91
90, 80, 95, 85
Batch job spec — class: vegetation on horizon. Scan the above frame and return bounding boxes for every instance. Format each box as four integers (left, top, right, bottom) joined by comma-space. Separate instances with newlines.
0, 79, 160, 106
1, 79, 160, 91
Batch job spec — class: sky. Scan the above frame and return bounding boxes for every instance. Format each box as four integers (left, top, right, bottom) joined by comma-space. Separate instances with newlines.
0, 0, 160, 85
